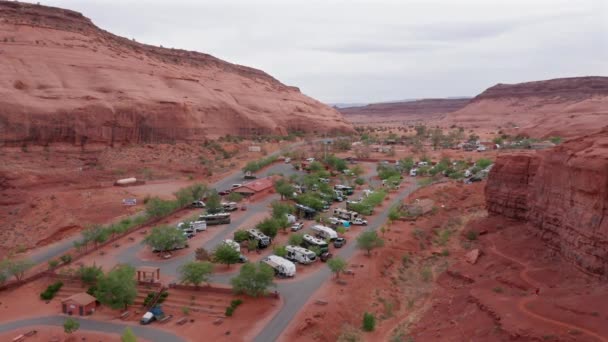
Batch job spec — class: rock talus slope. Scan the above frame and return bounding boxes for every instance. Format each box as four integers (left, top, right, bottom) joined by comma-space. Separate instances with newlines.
486, 128, 608, 276
444, 77, 608, 138
0, 1, 352, 145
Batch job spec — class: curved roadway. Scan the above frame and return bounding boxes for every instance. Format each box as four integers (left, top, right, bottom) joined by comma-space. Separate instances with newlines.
0, 316, 185, 342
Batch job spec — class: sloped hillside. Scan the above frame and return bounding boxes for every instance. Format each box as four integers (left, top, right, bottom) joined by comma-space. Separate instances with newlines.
444, 77, 608, 138
0, 1, 353, 146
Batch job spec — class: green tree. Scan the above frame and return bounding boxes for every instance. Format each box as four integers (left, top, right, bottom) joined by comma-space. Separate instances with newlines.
227, 191, 243, 202
205, 190, 223, 214
77, 264, 103, 285
296, 193, 324, 211
143, 225, 187, 256
308, 161, 324, 172
247, 239, 258, 253
145, 197, 177, 218
288, 233, 304, 246
178, 261, 213, 286
257, 218, 279, 239
213, 243, 241, 268
63, 317, 80, 335
350, 165, 364, 177
274, 179, 295, 200
327, 257, 347, 279
356, 231, 385, 256
5, 258, 34, 281
95, 264, 137, 310
273, 245, 287, 257
230, 263, 275, 297
271, 201, 294, 219
121, 327, 137, 342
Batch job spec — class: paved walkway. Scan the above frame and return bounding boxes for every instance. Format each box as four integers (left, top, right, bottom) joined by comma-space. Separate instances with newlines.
0, 316, 186, 342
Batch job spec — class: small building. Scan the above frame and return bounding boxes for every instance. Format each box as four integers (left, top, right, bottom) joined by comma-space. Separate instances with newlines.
62, 293, 97, 316
232, 177, 274, 199
136, 266, 160, 283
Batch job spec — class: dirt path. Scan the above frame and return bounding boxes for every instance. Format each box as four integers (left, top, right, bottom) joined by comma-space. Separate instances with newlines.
488, 239, 607, 342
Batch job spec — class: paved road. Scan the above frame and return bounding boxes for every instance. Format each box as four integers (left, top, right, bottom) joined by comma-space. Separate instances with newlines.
23, 145, 303, 267
0, 315, 185, 342
254, 181, 419, 342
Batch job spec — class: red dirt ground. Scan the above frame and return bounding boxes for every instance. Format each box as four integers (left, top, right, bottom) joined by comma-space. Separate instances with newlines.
0, 140, 285, 258
0, 326, 142, 342
280, 180, 608, 342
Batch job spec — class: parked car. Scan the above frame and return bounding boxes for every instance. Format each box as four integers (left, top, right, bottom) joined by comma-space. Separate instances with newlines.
320, 252, 333, 262
231, 183, 242, 189
291, 222, 304, 231
239, 254, 248, 263
218, 189, 232, 196
191, 200, 206, 208
333, 237, 346, 248
306, 157, 315, 162
285, 157, 291, 163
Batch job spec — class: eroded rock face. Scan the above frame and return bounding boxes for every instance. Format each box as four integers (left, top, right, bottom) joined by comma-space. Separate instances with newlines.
486, 129, 608, 276
0, 1, 353, 146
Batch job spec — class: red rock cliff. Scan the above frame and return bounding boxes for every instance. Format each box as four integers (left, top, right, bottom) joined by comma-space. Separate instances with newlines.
486, 128, 608, 276
0, 1, 353, 145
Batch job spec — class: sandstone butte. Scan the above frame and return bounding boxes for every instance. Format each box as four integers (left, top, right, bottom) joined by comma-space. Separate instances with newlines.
486, 127, 608, 277
338, 98, 470, 123
0, 1, 353, 146
443, 76, 608, 138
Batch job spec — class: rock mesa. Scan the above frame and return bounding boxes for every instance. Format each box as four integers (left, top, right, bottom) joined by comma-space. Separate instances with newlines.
0, 1, 353, 146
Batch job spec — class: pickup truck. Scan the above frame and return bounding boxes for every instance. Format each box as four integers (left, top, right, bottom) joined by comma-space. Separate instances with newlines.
352, 218, 368, 225
140, 306, 164, 325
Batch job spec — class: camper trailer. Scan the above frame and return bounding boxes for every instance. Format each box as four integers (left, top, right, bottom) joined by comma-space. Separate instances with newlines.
333, 208, 359, 221
262, 255, 296, 277
247, 229, 271, 248
302, 234, 329, 253
311, 225, 338, 240
285, 245, 317, 264
199, 213, 231, 225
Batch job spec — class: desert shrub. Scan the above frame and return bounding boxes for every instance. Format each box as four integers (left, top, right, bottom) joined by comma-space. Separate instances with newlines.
48, 259, 59, 269
355, 177, 365, 185
362, 312, 376, 331
233, 230, 249, 243
466, 230, 478, 241
60, 254, 72, 264
475, 158, 493, 169
40, 281, 63, 300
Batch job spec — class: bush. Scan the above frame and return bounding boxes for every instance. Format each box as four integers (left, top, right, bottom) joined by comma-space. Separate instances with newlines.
40, 281, 63, 300
145, 197, 178, 218
227, 192, 243, 202
233, 230, 249, 243
288, 233, 304, 246
466, 230, 478, 241
355, 177, 365, 186
362, 312, 376, 332
48, 259, 59, 269
60, 254, 72, 264
475, 158, 493, 169
86, 285, 97, 296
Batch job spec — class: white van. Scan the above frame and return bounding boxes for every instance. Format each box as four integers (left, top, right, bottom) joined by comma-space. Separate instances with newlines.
409, 168, 418, 177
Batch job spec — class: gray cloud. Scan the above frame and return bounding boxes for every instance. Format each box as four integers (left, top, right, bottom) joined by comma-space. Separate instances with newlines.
40, 0, 608, 103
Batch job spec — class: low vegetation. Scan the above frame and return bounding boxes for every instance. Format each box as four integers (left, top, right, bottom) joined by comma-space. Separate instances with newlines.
242, 155, 278, 173
225, 298, 244, 317
231, 263, 275, 297
362, 312, 376, 332
40, 281, 63, 300
179, 261, 213, 286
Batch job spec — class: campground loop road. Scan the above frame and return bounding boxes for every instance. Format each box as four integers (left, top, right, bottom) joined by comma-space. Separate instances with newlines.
0, 315, 186, 342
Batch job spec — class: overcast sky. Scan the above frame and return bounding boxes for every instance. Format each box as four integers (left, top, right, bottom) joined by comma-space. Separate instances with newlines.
41, 0, 608, 103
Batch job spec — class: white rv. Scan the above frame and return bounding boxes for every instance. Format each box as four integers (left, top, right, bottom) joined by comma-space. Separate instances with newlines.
222, 239, 240, 253
247, 229, 271, 248
262, 255, 296, 277
286, 214, 297, 224
302, 234, 329, 253
311, 225, 338, 241
333, 208, 359, 221
285, 245, 317, 264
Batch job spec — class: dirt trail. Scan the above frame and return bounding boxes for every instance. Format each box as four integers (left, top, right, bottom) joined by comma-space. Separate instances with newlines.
489, 239, 608, 342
